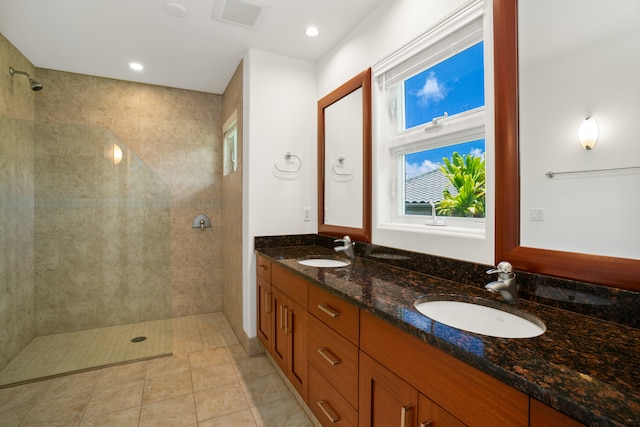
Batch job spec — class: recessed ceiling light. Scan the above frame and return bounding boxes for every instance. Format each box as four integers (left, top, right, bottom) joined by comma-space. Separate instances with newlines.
164, 1, 187, 18
128, 62, 144, 71
305, 27, 319, 38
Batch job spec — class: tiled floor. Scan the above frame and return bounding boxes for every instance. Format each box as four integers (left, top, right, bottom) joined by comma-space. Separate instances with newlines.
0, 319, 172, 386
0, 313, 314, 427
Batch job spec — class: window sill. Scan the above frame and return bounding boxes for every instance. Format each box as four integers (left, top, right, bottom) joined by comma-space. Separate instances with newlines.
377, 221, 486, 240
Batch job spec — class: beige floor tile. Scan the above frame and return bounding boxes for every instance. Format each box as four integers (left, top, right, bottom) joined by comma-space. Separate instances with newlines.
78, 406, 140, 427
94, 361, 147, 391
84, 379, 144, 419
0, 381, 48, 427
39, 369, 101, 402
0, 381, 47, 412
142, 370, 193, 403
251, 396, 313, 427
231, 354, 276, 381
20, 391, 90, 427
197, 408, 258, 427
240, 373, 292, 408
188, 347, 230, 368
194, 382, 249, 422
139, 393, 196, 427
190, 362, 237, 393
145, 354, 189, 379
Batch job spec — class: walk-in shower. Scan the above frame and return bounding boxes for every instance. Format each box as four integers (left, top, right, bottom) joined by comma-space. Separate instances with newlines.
0, 118, 173, 387
9, 66, 43, 91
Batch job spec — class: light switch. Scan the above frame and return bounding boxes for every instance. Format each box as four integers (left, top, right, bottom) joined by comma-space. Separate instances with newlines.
303, 207, 311, 222
530, 208, 544, 221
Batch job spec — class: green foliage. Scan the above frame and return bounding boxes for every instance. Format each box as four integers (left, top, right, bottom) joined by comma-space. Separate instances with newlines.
437, 152, 485, 218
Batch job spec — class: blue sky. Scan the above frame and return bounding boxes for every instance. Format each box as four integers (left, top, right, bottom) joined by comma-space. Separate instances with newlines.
402, 41, 485, 179
404, 42, 484, 129
405, 139, 485, 178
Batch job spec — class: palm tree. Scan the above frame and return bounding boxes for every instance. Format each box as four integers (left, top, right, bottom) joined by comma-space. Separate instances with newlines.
437, 152, 485, 218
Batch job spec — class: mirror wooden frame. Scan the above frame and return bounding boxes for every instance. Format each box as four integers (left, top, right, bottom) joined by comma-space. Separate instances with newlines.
318, 68, 372, 242
493, 0, 640, 291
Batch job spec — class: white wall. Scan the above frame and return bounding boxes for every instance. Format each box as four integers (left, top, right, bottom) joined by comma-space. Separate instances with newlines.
242, 49, 317, 336
519, 28, 640, 259
318, 0, 495, 264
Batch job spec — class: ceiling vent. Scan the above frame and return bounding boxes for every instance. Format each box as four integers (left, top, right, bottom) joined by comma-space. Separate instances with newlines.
212, 0, 272, 31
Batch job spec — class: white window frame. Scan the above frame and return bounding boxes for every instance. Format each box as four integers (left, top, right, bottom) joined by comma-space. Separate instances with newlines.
373, 0, 486, 238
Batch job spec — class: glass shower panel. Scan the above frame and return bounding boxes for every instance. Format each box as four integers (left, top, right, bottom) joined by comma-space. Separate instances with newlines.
0, 121, 172, 386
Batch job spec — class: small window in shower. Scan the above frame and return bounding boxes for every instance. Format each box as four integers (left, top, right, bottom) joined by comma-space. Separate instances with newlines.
223, 112, 238, 176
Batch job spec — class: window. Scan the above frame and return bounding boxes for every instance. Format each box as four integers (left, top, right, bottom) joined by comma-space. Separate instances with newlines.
374, 1, 485, 233
223, 113, 238, 176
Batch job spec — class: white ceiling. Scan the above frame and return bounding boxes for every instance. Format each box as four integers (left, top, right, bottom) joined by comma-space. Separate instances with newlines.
0, 0, 384, 94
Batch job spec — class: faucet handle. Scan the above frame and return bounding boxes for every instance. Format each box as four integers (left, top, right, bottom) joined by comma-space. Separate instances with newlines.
487, 261, 513, 275
334, 236, 352, 245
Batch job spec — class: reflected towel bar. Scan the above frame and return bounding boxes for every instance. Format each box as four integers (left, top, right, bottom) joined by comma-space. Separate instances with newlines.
545, 165, 640, 178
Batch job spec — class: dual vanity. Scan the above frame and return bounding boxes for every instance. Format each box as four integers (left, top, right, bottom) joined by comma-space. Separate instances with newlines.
255, 234, 640, 426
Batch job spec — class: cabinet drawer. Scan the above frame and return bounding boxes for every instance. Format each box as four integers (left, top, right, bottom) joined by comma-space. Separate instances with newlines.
272, 264, 308, 309
309, 364, 358, 427
256, 254, 272, 282
309, 284, 359, 345
308, 315, 359, 409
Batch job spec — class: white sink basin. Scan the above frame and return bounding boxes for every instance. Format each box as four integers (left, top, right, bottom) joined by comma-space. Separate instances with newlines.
297, 258, 350, 268
414, 299, 545, 338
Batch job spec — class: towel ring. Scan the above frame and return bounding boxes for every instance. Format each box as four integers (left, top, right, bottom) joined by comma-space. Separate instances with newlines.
331, 157, 354, 176
273, 152, 301, 174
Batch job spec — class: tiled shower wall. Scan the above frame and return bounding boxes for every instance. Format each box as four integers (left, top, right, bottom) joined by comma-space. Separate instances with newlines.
33, 123, 173, 334
0, 34, 37, 372
33, 69, 223, 334
221, 62, 246, 352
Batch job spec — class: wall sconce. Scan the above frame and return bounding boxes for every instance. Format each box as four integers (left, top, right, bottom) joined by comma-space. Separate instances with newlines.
104, 143, 123, 165
578, 117, 598, 150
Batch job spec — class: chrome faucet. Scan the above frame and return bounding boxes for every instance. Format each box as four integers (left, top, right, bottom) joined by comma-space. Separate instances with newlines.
485, 261, 518, 304
334, 236, 355, 260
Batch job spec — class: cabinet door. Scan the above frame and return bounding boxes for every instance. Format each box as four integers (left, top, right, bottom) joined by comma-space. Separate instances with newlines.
419, 393, 465, 427
257, 276, 272, 349
271, 286, 288, 373
287, 298, 308, 402
359, 351, 418, 427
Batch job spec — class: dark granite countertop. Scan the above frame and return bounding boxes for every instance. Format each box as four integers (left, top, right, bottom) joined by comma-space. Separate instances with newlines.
256, 245, 640, 427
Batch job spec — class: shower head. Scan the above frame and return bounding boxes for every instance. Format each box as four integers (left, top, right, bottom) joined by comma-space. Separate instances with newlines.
9, 66, 44, 91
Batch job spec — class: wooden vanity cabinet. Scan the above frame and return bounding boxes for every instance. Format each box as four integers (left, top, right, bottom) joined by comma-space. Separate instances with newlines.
359, 350, 418, 427
256, 256, 588, 426
308, 284, 360, 426
270, 264, 309, 402
256, 255, 272, 349
360, 311, 529, 427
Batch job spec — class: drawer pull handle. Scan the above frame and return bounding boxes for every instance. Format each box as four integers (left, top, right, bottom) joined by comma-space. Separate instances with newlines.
401, 406, 413, 427
280, 305, 287, 330
317, 347, 340, 366
317, 400, 339, 423
258, 264, 268, 271
318, 304, 340, 318
265, 292, 272, 313
286, 308, 293, 334
420, 422, 432, 427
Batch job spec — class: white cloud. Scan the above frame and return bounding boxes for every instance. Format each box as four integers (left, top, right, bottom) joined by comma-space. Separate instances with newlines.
469, 147, 484, 158
415, 71, 446, 105
406, 159, 440, 178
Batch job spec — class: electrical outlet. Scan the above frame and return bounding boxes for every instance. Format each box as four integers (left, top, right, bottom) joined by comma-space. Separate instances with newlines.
530, 208, 545, 221
303, 207, 311, 222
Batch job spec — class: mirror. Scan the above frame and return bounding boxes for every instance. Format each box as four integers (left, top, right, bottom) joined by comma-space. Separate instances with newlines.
318, 68, 372, 242
493, 0, 640, 291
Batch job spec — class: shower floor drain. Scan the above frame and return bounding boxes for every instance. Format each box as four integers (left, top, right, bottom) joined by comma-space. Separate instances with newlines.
131, 336, 147, 343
